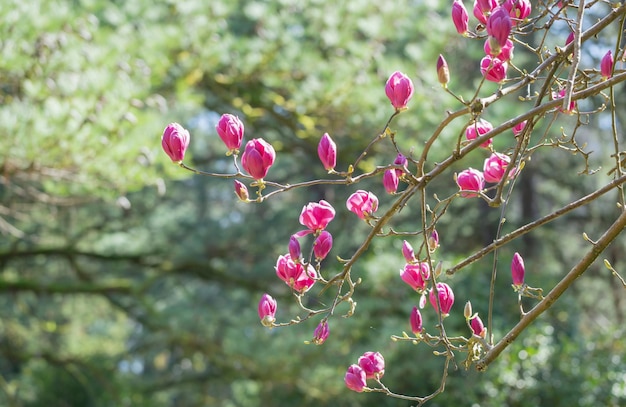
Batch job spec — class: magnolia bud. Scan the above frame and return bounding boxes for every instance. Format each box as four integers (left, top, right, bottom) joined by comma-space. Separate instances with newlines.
464, 301, 473, 320
436, 54, 450, 86
234, 180, 249, 202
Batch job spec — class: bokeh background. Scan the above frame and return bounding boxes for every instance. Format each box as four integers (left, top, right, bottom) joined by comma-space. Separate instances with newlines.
1, 0, 625, 406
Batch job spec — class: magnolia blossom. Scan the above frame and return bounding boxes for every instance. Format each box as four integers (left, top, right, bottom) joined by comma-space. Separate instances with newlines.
504, 0, 532, 24
345, 364, 367, 392
275, 254, 316, 293
383, 169, 399, 194
312, 321, 329, 345
456, 168, 485, 198
317, 132, 337, 171
483, 152, 512, 183
400, 263, 431, 293
512, 252, 525, 287
480, 55, 508, 83
241, 138, 276, 180
466, 118, 494, 148
486, 7, 512, 48
258, 293, 277, 327
288, 235, 301, 261
429, 282, 455, 316
471, 315, 486, 338
216, 113, 244, 153
600, 50, 614, 80
346, 190, 379, 219
299, 200, 336, 232
473, 0, 498, 24
452, 0, 469, 35
484, 38, 514, 61
385, 71, 414, 109
313, 231, 333, 261
552, 88, 576, 114
358, 351, 385, 379
161, 122, 191, 163
234, 180, 249, 202
402, 240, 416, 263
512, 120, 527, 136
410, 306, 423, 335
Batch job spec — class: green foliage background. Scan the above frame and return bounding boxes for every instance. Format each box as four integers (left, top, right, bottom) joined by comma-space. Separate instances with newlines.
1, 0, 625, 406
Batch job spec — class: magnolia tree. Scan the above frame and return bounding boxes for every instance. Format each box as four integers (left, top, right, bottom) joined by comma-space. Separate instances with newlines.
162, 1, 626, 404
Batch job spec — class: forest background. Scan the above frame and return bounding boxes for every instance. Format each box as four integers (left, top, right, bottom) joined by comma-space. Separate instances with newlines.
1, 0, 625, 406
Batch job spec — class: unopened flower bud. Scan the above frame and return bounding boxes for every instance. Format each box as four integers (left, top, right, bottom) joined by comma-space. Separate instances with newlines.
428, 229, 439, 252
345, 364, 367, 392
456, 168, 485, 198
385, 71, 414, 110
410, 306, 423, 335
383, 169, 399, 194
258, 293, 277, 327
464, 301, 473, 320
317, 132, 337, 171
486, 7, 512, 48
601, 50, 614, 80
512, 120, 527, 136
470, 315, 486, 338
216, 113, 244, 154
313, 230, 333, 261
161, 123, 191, 163
452, 0, 469, 35
289, 235, 301, 261
429, 282, 455, 316
241, 138, 276, 180
234, 180, 249, 202
437, 54, 450, 86
402, 240, 416, 263
312, 321, 329, 345
511, 252, 525, 287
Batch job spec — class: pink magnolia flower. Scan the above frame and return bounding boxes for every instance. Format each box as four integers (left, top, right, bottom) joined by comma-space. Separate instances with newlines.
600, 50, 614, 80
503, 0, 531, 24
484, 38, 514, 61
486, 7, 512, 48
452, 0, 469, 35
385, 71, 414, 110
473, 0, 498, 24
402, 240, 416, 263
552, 88, 576, 113
234, 180, 249, 202
480, 55, 508, 83
275, 254, 316, 293
456, 168, 485, 197
313, 231, 333, 261
483, 152, 512, 183
383, 169, 399, 194
410, 306, 423, 335
216, 113, 244, 153
437, 54, 450, 86
299, 200, 336, 232
512, 120, 527, 136
345, 364, 367, 392
511, 252, 525, 287
358, 351, 385, 379
241, 138, 276, 180
470, 315, 486, 338
312, 321, 329, 345
161, 122, 191, 163
429, 282, 455, 316
258, 293, 277, 327
317, 132, 337, 171
400, 262, 431, 293
466, 118, 494, 148
346, 190, 379, 219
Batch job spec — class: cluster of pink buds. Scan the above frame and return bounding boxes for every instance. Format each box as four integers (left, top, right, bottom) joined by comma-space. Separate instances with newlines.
344, 351, 386, 392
